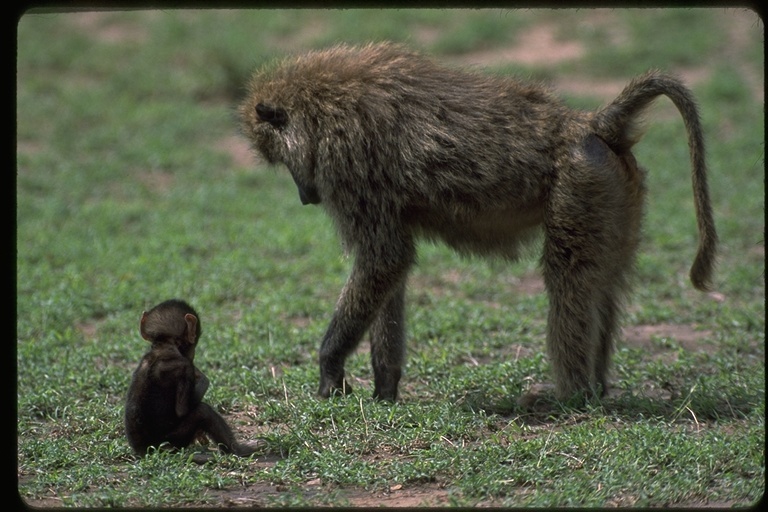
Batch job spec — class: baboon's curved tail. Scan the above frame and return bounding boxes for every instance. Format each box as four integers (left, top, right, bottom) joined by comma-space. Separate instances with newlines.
592, 70, 717, 291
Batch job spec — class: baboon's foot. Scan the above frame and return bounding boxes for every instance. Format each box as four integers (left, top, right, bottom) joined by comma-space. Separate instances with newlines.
372, 368, 401, 402
372, 384, 398, 403
517, 383, 558, 412
191, 452, 215, 465
518, 383, 603, 412
233, 439, 269, 458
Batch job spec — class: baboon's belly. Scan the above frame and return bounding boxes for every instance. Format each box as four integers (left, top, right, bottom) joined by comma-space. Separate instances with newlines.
411, 206, 543, 257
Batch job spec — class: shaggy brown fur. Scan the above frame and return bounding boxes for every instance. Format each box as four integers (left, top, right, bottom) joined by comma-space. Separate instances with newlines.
125, 299, 263, 457
239, 42, 716, 403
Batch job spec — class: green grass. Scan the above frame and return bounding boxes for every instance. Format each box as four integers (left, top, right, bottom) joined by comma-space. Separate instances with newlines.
17, 7, 764, 508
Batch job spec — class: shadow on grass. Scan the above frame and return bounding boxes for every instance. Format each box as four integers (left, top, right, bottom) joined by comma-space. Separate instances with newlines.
457, 385, 760, 425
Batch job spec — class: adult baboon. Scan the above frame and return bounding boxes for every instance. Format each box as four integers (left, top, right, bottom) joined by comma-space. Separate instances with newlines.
239, 42, 716, 403
125, 299, 264, 458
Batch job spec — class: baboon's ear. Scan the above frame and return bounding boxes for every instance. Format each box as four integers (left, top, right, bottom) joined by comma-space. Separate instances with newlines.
183, 313, 198, 345
256, 103, 288, 128
139, 311, 151, 342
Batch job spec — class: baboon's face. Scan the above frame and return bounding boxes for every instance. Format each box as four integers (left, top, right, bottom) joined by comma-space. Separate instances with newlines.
240, 102, 288, 164
240, 91, 321, 206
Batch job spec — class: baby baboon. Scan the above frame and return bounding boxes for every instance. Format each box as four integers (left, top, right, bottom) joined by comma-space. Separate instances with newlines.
125, 299, 263, 458
239, 42, 717, 403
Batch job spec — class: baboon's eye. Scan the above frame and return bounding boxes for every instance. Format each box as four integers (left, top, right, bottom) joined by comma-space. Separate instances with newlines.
256, 103, 288, 128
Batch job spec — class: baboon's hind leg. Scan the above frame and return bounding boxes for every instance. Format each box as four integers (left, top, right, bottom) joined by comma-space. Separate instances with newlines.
593, 288, 622, 396
542, 257, 604, 400
369, 281, 407, 402
595, 150, 646, 396
541, 134, 644, 402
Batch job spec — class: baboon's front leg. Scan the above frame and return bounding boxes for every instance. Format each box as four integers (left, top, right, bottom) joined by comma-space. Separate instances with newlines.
317, 309, 367, 398
318, 238, 415, 399
193, 368, 209, 404
369, 281, 407, 401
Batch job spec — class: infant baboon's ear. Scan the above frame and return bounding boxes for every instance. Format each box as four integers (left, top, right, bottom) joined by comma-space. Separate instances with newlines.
256, 103, 288, 128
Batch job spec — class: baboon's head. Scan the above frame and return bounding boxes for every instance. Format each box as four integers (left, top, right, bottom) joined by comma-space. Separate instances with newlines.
239, 63, 322, 206
140, 300, 201, 361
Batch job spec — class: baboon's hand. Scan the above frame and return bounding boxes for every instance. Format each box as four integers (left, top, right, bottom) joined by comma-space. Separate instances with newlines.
318, 372, 352, 398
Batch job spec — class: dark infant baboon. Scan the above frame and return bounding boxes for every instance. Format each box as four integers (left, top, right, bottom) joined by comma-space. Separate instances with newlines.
125, 299, 263, 458
239, 42, 717, 404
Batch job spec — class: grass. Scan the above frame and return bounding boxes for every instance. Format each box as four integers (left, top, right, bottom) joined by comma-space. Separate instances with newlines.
16, 7, 764, 508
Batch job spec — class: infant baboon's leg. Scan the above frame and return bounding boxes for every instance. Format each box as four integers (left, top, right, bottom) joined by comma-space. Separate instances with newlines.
368, 281, 407, 402
171, 402, 264, 458
165, 403, 247, 455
